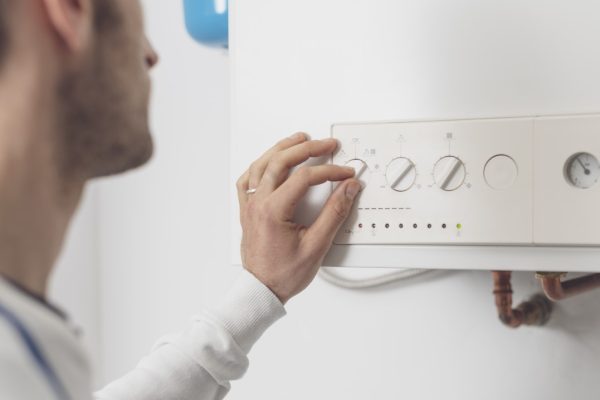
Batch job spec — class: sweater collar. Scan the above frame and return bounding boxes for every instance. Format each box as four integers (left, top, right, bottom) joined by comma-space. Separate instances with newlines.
0, 275, 67, 320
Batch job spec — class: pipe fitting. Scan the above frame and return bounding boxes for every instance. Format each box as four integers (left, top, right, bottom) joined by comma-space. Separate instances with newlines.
492, 271, 553, 328
536, 272, 600, 301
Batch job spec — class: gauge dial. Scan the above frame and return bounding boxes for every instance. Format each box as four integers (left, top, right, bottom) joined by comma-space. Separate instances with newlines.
565, 152, 600, 189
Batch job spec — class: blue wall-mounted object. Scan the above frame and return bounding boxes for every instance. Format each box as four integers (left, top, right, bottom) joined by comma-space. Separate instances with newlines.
183, 0, 229, 49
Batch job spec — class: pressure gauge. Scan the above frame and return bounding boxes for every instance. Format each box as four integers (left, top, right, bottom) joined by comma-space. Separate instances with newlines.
564, 152, 600, 189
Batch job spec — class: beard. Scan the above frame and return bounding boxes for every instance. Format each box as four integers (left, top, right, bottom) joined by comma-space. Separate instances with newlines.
57, 0, 153, 180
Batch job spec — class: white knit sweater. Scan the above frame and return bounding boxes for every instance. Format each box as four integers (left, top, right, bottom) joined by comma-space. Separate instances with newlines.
0, 270, 286, 400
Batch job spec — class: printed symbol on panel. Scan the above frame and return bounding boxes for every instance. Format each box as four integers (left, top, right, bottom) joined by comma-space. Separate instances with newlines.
362, 148, 377, 157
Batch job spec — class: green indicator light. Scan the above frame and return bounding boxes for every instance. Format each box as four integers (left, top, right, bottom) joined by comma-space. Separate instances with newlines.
456, 223, 462, 230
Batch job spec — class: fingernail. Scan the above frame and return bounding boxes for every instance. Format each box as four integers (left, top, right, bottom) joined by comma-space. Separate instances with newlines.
343, 166, 356, 175
346, 182, 361, 200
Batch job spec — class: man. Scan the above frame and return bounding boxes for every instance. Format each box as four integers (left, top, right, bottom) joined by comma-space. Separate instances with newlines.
0, 0, 360, 399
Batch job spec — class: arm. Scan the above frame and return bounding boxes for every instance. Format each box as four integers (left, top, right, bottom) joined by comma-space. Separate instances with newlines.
95, 269, 285, 400
96, 133, 360, 400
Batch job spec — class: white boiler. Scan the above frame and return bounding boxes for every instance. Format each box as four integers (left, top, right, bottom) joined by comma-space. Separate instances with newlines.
230, 0, 600, 272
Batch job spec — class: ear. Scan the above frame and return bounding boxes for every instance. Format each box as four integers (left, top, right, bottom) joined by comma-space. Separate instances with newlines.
40, 0, 92, 52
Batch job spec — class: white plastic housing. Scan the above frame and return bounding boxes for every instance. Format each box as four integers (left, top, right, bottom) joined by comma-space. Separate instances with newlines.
230, 0, 600, 271
332, 115, 600, 246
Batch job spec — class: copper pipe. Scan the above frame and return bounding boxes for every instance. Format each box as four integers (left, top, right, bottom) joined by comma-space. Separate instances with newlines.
492, 271, 552, 328
536, 272, 600, 301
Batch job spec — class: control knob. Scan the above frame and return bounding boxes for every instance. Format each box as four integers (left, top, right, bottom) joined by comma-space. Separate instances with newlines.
344, 159, 368, 189
386, 157, 417, 192
433, 156, 466, 191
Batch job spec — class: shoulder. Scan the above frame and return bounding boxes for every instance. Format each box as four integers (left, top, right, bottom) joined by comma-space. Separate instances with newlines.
0, 314, 54, 398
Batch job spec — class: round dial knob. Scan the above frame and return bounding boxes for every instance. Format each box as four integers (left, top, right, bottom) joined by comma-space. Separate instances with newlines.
386, 157, 416, 192
433, 156, 466, 191
565, 152, 600, 189
344, 159, 368, 189
484, 155, 518, 190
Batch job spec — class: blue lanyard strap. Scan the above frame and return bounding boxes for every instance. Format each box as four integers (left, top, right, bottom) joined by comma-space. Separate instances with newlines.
0, 302, 70, 400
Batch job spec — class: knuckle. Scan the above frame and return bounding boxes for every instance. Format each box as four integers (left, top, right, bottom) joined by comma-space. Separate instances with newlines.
332, 199, 350, 221
248, 161, 260, 174
267, 155, 286, 173
236, 175, 247, 190
283, 132, 306, 145
293, 131, 307, 138
295, 165, 312, 181
275, 137, 292, 149
274, 133, 302, 151
300, 141, 314, 155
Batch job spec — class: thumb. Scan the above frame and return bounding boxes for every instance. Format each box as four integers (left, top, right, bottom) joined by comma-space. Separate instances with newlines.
303, 179, 361, 249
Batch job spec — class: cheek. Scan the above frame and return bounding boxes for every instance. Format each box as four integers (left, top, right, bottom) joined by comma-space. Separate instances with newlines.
123, 0, 145, 24
128, 0, 147, 45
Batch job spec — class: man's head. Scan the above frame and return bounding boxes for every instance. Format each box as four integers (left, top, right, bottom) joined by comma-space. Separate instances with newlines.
0, 0, 159, 180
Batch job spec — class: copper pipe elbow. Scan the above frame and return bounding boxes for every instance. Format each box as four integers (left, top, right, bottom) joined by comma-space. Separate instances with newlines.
492, 271, 552, 328
536, 272, 600, 301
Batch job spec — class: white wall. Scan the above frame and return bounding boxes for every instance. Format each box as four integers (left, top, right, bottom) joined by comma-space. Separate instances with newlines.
96, 1, 600, 399
97, 0, 236, 386
49, 186, 101, 384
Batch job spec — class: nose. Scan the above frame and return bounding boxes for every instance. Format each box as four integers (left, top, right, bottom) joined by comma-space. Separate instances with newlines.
144, 37, 159, 69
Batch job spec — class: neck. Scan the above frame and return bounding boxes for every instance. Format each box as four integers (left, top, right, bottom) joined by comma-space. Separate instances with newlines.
0, 59, 84, 298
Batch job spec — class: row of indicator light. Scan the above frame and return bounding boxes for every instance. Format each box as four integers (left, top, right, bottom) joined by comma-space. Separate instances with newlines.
358, 223, 463, 230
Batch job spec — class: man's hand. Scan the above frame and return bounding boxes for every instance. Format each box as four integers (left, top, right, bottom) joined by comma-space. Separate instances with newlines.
236, 133, 361, 304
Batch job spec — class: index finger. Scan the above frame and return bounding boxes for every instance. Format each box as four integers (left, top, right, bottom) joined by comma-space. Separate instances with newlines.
248, 132, 308, 190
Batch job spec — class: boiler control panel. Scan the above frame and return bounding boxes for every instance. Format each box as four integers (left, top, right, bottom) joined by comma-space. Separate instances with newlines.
331, 115, 600, 246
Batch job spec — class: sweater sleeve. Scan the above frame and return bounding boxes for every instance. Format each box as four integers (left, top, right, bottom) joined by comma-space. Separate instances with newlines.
95, 269, 286, 400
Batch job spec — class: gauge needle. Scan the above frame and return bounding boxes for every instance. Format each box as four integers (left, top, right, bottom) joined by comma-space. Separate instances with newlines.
577, 157, 591, 175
